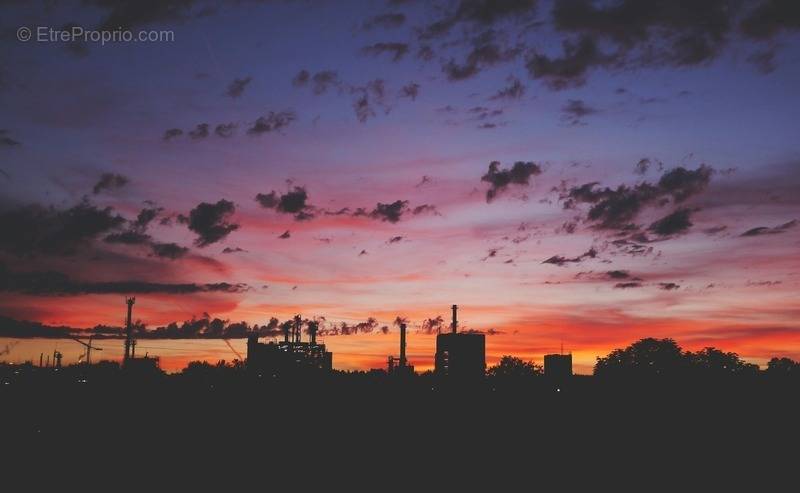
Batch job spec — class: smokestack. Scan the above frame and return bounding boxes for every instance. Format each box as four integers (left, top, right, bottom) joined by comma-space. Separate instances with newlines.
293, 315, 302, 343
124, 297, 135, 363
399, 323, 407, 368
309, 320, 318, 345
451, 304, 458, 334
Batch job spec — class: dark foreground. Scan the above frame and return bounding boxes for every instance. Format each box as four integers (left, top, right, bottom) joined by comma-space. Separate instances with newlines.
2, 363, 798, 484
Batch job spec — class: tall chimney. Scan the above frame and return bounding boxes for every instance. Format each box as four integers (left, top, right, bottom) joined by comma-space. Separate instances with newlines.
293, 315, 302, 343
309, 320, 318, 345
124, 297, 135, 363
399, 323, 407, 368
283, 321, 290, 343
451, 304, 458, 334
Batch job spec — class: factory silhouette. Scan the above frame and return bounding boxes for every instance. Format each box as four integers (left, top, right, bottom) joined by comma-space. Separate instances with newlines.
98, 299, 573, 380
4, 297, 799, 455
11, 296, 799, 385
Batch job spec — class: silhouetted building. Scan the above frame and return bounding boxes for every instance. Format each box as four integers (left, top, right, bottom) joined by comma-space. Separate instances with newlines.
247, 315, 332, 376
123, 354, 161, 376
544, 353, 572, 379
435, 305, 485, 379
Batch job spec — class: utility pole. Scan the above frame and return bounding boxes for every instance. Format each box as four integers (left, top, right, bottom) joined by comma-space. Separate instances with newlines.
72, 336, 103, 365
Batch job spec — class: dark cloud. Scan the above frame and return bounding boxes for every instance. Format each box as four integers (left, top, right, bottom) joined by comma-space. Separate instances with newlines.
419, 315, 445, 335
469, 106, 504, 120
318, 317, 381, 336
362, 42, 410, 62
561, 99, 597, 125
703, 225, 728, 235
0, 265, 247, 296
560, 165, 712, 231
657, 164, 713, 202
747, 49, 777, 74
363, 12, 406, 30
634, 157, 661, 175
526, 35, 608, 90
412, 204, 440, 216
186, 199, 239, 247
89, 0, 202, 30
400, 82, 420, 100
419, 0, 538, 39
222, 247, 246, 254
614, 282, 643, 289
134, 206, 162, 230
551, 0, 732, 68
255, 186, 314, 221
351, 79, 389, 123
442, 30, 522, 81
0, 129, 21, 147
388, 235, 403, 244
247, 111, 296, 135
746, 280, 782, 287
610, 238, 654, 257
369, 200, 409, 223
321, 201, 435, 223
293, 70, 341, 95
278, 230, 291, 239
648, 208, 694, 237
740, 0, 800, 39
490, 76, 526, 100
104, 230, 151, 245
292, 69, 310, 87
417, 45, 435, 61
163, 128, 183, 140
254, 191, 278, 209
542, 247, 597, 266
226, 76, 252, 98
150, 242, 189, 259
214, 122, 237, 138
0, 200, 125, 256
482, 248, 500, 261
659, 282, 680, 290
606, 270, 630, 279
93, 173, 129, 194
481, 160, 543, 202
189, 123, 209, 139
740, 219, 798, 237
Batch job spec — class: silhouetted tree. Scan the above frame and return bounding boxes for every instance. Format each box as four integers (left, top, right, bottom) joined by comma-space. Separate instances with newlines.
765, 357, 800, 377
594, 338, 689, 378
689, 347, 759, 377
487, 356, 543, 379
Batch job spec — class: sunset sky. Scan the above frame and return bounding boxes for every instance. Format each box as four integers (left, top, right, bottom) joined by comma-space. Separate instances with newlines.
1, 0, 799, 373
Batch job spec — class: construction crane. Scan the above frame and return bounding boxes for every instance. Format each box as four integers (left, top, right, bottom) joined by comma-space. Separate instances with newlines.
72, 335, 103, 365
223, 339, 243, 361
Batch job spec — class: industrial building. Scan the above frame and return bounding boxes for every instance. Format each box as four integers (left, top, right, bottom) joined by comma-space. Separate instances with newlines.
435, 305, 485, 379
544, 353, 572, 379
247, 315, 332, 376
122, 297, 161, 373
